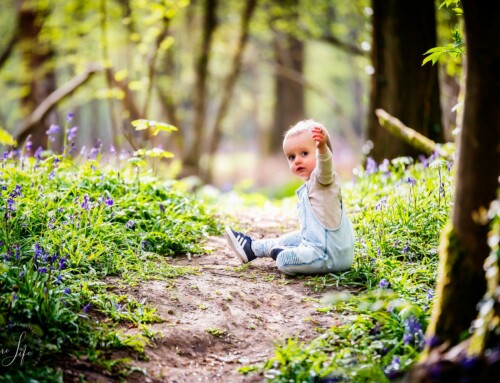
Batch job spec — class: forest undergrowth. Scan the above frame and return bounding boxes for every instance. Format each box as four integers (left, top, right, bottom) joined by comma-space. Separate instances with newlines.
2, 119, 498, 382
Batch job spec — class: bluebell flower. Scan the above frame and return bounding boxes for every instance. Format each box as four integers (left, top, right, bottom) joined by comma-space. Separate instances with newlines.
375, 197, 387, 210
126, 220, 135, 229
19, 271, 25, 278
81, 194, 90, 210
38, 267, 48, 274
46, 124, 60, 142
379, 279, 390, 289
25, 138, 33, 152
385, 356, 401, 379
403, 315, 424, 348
64, 287, 71, 294
59, 258, 67, 270
407, 177, 417, 186
159, 203, 165, 212
67, 112, 74, 122
46, 124, 60, 135
403, 240, 409, 253
34, 243, 43, 260
106, 198, 114, 206
83, 303, 91, 313
34, 146, 43, 160
67, 126, 78, 141
365, 157, 377, 175
68, 141, 76, 155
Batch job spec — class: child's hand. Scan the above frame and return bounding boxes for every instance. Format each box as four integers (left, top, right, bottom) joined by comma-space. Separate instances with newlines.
312, 126, 327, 153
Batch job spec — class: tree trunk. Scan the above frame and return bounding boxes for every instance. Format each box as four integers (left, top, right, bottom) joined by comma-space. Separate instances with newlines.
426, 0, 500, 349
183, 0, 218, 176
269, 0, 304, 154
203, 0, 258, 183
18, 1, 57, 151
367, 0, 443, 162
407, 1, 500, 380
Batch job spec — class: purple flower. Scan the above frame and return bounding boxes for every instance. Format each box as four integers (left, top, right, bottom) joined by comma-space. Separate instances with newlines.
64, 288, 71, 294
19, 271, 25, 278
88, 139, 102, 160
81, 194, 90, 210
159, 203, 165, 212
385, 356, 401, 379
67, 112, 74, 122
407, 177, 417, 186
365, 157, 377, 175
38, 267, 48, 274
403, 240, 409, 253
379, 279, 390, 289
403, 316, 424, 348
34, 146, 43, 160
46, 124, 60, 141
59, 258, 67, 270
105, 198, 114, 206
126, 220, 135, 229
25, 137, 33, 152
375, 197, 387, 210
83, 303, 91, 313
67, 126, 78, 141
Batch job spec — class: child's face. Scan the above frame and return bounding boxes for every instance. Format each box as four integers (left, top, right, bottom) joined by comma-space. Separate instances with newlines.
283, 131, 317, 181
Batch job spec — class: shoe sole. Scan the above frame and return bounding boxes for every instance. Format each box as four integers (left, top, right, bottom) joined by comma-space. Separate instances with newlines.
224, 226, 249, 264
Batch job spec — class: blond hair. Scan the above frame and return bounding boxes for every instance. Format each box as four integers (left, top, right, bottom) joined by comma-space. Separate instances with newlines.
283, 119, 333, 152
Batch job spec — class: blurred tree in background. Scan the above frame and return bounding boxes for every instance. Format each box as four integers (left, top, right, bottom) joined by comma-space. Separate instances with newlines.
0, 0, 467, 185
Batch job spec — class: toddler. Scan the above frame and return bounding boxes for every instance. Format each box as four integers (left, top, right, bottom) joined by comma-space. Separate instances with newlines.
225, 119, 355, 275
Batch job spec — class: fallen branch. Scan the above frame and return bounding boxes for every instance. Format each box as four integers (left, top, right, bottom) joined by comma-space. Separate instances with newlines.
13, 63, 104, 138
375, 108, 451, 158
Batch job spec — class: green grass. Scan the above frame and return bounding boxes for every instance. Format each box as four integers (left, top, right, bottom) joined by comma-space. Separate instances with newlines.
252, 155, 457, 382
0, 146, 220, 381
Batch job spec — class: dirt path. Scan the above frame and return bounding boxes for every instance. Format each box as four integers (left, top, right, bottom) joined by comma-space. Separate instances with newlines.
111, 205, 344, 382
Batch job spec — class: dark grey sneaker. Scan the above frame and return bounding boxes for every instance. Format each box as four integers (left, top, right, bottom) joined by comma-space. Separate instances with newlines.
224, 226, 257, 264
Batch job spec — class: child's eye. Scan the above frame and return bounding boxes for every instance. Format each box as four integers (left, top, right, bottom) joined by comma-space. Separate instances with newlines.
288, 155, 295, 161
302, 151, 309, 156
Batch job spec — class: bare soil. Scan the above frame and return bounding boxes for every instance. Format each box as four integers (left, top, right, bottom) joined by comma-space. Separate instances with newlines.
67, 204, 345, 383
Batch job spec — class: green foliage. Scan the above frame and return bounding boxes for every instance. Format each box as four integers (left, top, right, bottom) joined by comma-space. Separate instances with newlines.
257, 155, 454, 382
423, 1, 465, 67
0, 145, 219, 380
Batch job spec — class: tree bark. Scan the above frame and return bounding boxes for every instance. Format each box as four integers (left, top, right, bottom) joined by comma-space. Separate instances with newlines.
18, 0, 58, 150
183, 0, 218, 176
203, 0, 258, 183
426, 0, 500, 348
367, 0, 443, 162
407, 1, 500, 380
269, 0, 304, 154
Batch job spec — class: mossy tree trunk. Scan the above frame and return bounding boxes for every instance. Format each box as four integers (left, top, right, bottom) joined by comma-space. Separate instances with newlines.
408, 1, 500, 380
426, 0, 500, 350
